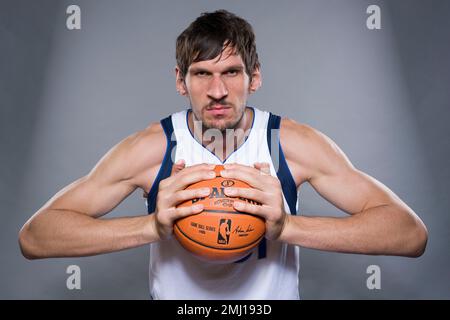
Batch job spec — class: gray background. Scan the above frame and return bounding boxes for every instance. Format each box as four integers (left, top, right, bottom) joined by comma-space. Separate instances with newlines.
1, 0, 449, 299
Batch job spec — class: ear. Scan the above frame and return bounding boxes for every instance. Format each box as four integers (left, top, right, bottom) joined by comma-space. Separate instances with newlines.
248, 67, 262, 94
175, 66, 188, 96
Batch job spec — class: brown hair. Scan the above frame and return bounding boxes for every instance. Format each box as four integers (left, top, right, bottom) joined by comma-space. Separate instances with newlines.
176, 10, 260, 81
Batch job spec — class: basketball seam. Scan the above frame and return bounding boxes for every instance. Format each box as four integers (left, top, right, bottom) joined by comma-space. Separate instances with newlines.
174, 223, 264, 251
197, 209, 261, 217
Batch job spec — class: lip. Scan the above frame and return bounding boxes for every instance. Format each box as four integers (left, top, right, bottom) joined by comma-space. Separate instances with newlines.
206, 105, 230, 116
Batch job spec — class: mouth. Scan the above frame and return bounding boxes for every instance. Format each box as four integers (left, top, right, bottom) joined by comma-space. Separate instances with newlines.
206, 104, 231, 116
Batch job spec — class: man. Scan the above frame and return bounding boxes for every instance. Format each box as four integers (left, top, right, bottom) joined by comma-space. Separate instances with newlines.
19, 10, 427, 299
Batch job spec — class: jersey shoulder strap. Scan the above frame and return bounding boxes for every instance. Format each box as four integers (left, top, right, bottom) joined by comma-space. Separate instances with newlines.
146, 115, 177, 214
267, 113, 298, 215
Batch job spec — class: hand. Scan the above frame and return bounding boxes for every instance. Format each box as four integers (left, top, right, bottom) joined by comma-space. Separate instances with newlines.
221, 162, 289, 241
153, 160, 216, 241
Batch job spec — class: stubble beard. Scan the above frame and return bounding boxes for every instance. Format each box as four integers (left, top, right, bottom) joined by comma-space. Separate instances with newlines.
193, 105, 246, 133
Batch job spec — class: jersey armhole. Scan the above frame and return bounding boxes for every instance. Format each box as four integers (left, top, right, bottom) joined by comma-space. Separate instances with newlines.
146, 116, 177, 214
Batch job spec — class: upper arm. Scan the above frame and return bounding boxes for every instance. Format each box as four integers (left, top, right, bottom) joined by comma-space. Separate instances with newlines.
281, 119, 401, 215
41, 123, 165, 218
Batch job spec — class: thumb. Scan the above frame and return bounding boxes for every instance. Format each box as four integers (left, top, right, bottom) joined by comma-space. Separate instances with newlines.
171, 159, 186, 176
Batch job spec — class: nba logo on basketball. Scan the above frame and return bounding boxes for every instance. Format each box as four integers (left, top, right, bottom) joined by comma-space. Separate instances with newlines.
174, 165, 266, 263
218, 219, 231, 244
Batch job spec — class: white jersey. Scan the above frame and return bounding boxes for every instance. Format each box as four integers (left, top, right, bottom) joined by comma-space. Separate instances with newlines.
146, 107, 300, 299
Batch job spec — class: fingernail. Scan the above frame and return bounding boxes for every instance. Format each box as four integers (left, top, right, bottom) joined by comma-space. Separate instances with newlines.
201, 188, 210, 194
220, 170, 227, 176
193, 204, 203, 211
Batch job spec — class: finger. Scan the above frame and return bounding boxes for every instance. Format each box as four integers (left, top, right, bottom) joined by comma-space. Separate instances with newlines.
220, 166, 265, 190
233, 200, 269, 220
254, 162, 271, 175
174, 203, 204, 220
166, 163, 217, 192
225, 162, 270, 177
223, 187, 264, 205
171, 159, 186, 176
172, 162, 215, 177
164, 163, 214, 186
223, 163, 253, 171
173, 187, 211, 206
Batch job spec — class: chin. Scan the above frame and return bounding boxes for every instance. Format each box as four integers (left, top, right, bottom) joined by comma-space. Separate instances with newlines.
204, 119, 236, 131
208, 111, 245, 130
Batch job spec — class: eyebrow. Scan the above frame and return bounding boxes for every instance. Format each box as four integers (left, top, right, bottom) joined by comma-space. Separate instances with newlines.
189, 65, 244, 74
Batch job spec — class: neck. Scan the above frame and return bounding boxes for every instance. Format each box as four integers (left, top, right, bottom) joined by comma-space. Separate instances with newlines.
188, 107, 253, 161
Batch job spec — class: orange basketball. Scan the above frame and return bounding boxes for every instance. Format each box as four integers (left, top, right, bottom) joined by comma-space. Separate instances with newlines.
174, 165, 266, 263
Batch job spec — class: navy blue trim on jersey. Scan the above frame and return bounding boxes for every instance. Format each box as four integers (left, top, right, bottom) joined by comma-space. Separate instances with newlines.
267, 113, 298, 216
146, 116, 177, 214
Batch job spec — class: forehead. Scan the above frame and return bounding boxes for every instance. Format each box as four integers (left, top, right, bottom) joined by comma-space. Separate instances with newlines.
188, 47, 245, 71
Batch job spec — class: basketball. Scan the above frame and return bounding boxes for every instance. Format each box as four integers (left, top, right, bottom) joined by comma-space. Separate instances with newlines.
174, 165, 266, 263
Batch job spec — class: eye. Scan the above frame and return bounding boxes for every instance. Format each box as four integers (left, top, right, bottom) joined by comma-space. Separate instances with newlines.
195, 71, 209, 77
226, 70, 239, 76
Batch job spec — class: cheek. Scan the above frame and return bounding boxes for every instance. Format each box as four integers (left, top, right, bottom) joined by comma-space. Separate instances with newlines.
186, 81, 207, 99
228, 79, 249, 96
233, 85, 249, 104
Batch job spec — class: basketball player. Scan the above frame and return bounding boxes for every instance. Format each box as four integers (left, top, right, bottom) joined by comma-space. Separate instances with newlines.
19, 10, 428, 299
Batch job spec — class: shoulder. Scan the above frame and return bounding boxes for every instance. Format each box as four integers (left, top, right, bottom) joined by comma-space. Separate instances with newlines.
114, 121, 165, 166
280, 118, 330, 153
124, 122, 167, 188
89, 122, 166, 188
128, 122, 166, 165
280, 118, 353, 182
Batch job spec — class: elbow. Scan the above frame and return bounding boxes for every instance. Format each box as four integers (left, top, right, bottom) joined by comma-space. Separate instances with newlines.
405, 221, 428, 258
18, 224, 43, 260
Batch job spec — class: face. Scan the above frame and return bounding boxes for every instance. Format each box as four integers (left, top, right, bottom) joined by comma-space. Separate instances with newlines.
176, 47, 261, 131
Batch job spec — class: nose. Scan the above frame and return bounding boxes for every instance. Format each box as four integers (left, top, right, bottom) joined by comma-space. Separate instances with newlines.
207, 75, 228, 101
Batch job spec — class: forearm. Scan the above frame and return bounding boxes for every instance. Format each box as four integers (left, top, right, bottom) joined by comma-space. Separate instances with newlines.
19, 209, 159, 259
279, 204, 427, 257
